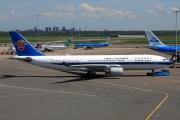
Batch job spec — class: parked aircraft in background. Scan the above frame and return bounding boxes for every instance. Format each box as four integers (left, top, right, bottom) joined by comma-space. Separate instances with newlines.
9, 31, 172, 78
145, 30, 180, 55
74, 37, 110, 49
41, 37, 72, 52
0, 43, 42, 55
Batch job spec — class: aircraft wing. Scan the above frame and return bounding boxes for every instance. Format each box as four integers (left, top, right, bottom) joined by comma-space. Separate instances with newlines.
70, 64, 122, 71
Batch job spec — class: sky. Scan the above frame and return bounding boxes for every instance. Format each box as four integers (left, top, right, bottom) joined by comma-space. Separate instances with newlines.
0, 0, 179, 31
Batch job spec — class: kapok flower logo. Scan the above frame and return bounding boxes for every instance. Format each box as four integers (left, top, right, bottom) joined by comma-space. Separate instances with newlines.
15, 40, 27, 51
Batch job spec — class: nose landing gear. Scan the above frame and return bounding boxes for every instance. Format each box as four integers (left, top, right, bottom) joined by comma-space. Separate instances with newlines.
146, 70, 155, 76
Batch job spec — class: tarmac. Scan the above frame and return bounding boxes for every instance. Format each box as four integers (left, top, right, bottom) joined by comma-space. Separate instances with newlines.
0, 46, 180, 120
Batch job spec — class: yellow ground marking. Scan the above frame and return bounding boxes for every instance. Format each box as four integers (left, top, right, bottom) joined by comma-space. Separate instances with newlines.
78, 80, 169, 120
145, 93, 169, 120
0, 72, 170, 119
95, 88, 102, 91
92, 80, 153, 92
0, 84, 98, 97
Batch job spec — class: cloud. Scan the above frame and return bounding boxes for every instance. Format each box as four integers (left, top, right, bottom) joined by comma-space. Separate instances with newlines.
166, 9, 170, 13
0, 10, 26, 20
146, 9, 157, 16
0, 15, 5, 20
43, 12, 76, 18
54, 5, 75, 12
79, 3, 96, 12
79, 3, 135, 19
9, 10, 16, 15
80, 12, 99, 18
155, 5, 164, 10
45, 3, 135, 19
170, 7, 179, 11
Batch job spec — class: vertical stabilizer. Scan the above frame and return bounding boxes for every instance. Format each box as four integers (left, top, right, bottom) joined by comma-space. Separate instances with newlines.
145, 31, 165, 46
103, 37, 110, 44
9, 31, 45, 56
63, 37, 72, 47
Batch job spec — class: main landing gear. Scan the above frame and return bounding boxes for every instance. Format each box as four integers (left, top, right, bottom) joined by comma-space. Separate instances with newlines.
146, 70, 155, 76
87, 71, 96, 78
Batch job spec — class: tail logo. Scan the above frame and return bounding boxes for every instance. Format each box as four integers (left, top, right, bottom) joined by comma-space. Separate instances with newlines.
64, 39, 71, 46
150, 37, 159, 42
15, 40, 27, 51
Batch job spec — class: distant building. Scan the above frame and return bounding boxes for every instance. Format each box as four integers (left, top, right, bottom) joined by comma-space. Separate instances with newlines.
16, 29, 20, 32
49, 27, 51, 31
53, 26, 59, 31
62, 26, 66, 31
45, 27, 52, 32
71, 27, 75, 32
27, 29, 33, 32
34, 27, 37, 31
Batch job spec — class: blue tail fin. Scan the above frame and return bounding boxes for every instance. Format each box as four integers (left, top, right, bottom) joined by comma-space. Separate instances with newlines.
145, 31, 165, 46
9, 31, 45, 56
103, 37, 110, 44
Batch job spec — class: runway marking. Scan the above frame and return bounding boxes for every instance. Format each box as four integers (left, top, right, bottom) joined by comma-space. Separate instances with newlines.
0, 84, 98, 98
146, 93, 169, 120
89, 80, 169, 120
144, 84, 150, 86
95, 88, 102, 91
92, 80, 153, 92
0, 93, 55, 98
71, 83, 93, 95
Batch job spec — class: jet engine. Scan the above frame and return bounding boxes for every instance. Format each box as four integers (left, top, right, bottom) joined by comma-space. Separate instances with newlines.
105, 67, 123, 76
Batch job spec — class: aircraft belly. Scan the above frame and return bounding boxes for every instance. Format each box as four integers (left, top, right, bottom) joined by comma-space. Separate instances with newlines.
122, 64, 167, 70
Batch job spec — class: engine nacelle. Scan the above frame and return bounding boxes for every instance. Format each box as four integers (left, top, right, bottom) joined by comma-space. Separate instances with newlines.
107, 67, 123, 76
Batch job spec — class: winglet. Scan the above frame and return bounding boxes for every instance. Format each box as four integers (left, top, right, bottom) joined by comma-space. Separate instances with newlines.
9, 31, 45, 56
145, 31, 165, 46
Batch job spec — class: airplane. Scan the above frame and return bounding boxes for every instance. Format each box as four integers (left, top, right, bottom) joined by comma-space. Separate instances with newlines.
42, 37, 72, 52
73, 37, 110, 49
9, 31, 172, 78
5, 42, 43, 54
145, 30, 180, 55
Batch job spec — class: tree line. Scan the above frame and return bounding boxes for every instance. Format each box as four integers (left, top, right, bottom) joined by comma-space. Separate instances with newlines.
0, 30, 179, 36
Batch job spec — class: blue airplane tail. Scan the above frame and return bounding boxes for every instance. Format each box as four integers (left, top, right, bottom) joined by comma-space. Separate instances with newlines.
103, 37, 110, 44
9, 31, 45, 56
145, 31, 165, 46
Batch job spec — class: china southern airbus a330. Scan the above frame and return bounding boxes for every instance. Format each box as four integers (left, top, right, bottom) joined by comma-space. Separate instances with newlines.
73, 37, 110, 49
145, 30, 180, 55
9, 31, 172, 78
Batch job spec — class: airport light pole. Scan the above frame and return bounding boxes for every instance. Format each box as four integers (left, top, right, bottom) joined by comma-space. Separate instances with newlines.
71, 23, 73, 38
173, 10, 179, 67
36, 15, 39, 43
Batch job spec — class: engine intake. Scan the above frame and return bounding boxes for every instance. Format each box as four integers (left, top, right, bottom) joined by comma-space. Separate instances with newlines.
105, 67, 123, 76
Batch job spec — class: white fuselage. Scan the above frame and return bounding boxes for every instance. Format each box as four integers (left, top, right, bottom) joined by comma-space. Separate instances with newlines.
18, 55, 172, 72
45, 45, 68, 50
